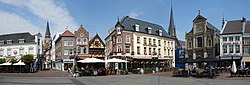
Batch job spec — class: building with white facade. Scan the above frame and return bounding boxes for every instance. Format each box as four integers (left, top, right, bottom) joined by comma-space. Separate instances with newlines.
105, 16, 175, 71
220, 17, 250, 66
0, 32, 42, 71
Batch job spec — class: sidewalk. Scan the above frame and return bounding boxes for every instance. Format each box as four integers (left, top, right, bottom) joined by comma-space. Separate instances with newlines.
0, 69, 69, 77
147, 72, 250, 80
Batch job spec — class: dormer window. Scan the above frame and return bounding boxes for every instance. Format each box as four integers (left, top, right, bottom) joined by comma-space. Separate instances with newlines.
135, 24, 139, 31
148, 27, 152, 34
0, 40, 4, 45
19, 39, 25, 43
159, 30, 162, 36
7, 40, 12, 44
117, 27, 121, 34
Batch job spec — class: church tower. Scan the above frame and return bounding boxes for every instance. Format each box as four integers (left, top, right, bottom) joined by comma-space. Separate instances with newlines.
168, 1, 179, 46
43, 21, 52, 49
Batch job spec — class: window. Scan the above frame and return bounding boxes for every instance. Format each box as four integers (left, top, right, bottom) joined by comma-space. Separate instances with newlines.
83, 38, 88, 45
0, 40, 4, 45
117, 37, 122, 43
149, 38, 151, 45
235, 36, 240, 41
223, 45, 227, 53
0, 49, 4, 56
164, 48, 166, 55
77, 39, 81, 45
244, 38, 249, 45
189, 41, 192, 48
143, 37, 147, 45
158, 48, 161, 55
126, 36, 130, 43
164, 41, 166, 46
28, 47, 34, 54
197, 37, 203, 47
64, 49, 68, 55
19, 48, 24, 55
229, 37, 233, 41
83, 47, 86, 54
244, 47, 249, 54
148, 27, 152, 34
69, 49, 73, 55
208, 39, 212, 46
158, 40, 161, 46
19, 39, 25, 43
7, 40, 12, 44
64, 41, 68, 46
223, 37, 227, 42
153, 48, 156, 55
125, 45, 130, 53
117, 45, 122, 53
135, 24, 139, 31
144, 47, 147, 55
7, 48, 11, 56
137, 46, 140, 54
38, 39, 40, 45
117, 27, 121, 34
235, 45, 240, 53
78, 47, 81, 54
159, 30, 162, 36
153, 39, 156, 45
149, 48, 151, 55
168, 49, 170, 56
137, 37, 140, 44
68, 40, 73, 46
229, 45, 233, 53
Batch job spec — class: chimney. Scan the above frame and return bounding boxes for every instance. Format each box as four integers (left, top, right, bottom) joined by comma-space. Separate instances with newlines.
242, 17, 247, 33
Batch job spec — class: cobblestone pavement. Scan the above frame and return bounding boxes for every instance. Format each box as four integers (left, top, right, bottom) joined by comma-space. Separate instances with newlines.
1, 71, 250, 85
0, 69, 69, 77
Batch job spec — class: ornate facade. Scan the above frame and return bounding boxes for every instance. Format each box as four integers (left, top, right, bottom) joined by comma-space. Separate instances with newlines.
185, 11, 220, 68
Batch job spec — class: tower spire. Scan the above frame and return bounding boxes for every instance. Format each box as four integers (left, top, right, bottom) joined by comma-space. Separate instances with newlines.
45, 21, 51, 38
222, 14, 225, 29
168, 0, 176, 38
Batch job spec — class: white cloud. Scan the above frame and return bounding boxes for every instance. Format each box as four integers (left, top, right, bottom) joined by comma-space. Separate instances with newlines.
0, 11, 39, 35
0, 0, 78, 35
128, 10, 143, 18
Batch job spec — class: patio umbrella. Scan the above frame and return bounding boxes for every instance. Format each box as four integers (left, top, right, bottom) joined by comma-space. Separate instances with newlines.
106, 58, 128, 63
77, 58, 105, 63
0, 62, 12, 66
13, 61, 25, 73
203, 56, 220, 62
195, 57, 204, 63
231, 61, 237, 73
176, 58, 186, 64
186, 57, 196, 63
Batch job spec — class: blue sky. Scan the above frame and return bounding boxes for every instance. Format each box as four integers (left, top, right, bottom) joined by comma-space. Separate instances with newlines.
0, 0, 250, 41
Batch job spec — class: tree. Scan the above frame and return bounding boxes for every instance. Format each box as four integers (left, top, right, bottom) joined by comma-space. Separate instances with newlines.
0, 58, 5, 64
21, 54, 34, 64
10, 58, 18, 64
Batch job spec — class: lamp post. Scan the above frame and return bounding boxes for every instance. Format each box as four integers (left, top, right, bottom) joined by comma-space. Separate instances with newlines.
72, 48, 79, 76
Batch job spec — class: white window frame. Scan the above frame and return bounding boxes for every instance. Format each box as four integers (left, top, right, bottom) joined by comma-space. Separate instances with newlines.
135, 24, 139, 31
148, 27, 152, 34
117, 27, 121, 34
64, 49, 69, 55
117, 45, 122, 53
19, 47, 24, 55
64, 41, 68, 46
19, 39, 25, 44
159, 30, 162, 36
126, 35, 130, 43
7, 48, 11, 56
117, 37, 122, 43
28, 47, 34, 54
0, 49, 4, 56
68, 40, 73, 46
7, 40, 12, 44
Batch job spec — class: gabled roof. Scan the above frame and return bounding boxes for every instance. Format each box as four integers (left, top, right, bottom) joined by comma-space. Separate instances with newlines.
0, 32, 35, 44
76, 24, 88, 34
62, 29, 74, 36
207, 22, 220, 35
221, 20, 244, 34
89, 34, 105, 47
118, 16, 171, 38
193, 14, 207, 22
244, 21, 250, 33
